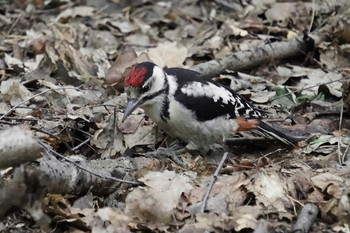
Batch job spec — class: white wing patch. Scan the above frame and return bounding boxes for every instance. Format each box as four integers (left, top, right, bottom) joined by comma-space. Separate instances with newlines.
181, 82, 235, 105
180, 81, 263, 118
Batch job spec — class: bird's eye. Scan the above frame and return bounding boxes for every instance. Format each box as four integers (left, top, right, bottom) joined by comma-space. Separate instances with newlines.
141, 83, 150, 93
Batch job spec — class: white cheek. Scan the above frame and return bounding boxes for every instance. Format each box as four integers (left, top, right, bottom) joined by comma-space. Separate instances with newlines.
167, 75, 178, 95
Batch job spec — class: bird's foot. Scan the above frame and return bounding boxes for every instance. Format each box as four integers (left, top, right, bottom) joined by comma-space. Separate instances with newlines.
143, 141, 188, 167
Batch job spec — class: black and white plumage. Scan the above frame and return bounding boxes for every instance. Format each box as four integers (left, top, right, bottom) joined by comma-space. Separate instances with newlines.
123, 62, 298, 150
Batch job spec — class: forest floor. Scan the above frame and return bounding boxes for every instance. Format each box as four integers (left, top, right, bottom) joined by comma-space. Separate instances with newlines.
0, 0, 350, 232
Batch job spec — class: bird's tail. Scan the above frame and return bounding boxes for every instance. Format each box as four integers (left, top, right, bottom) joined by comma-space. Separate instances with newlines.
256, 120, 305, 146
234, 117, 305, 145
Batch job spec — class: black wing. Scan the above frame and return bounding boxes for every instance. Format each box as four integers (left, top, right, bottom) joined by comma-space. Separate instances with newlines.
165, 67, 266, 121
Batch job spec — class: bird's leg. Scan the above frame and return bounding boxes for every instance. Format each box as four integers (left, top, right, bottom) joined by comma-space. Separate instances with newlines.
142, 141, 230, 166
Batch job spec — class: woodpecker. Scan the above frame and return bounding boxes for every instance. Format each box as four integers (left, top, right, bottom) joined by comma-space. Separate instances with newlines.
122, 62, 300, 151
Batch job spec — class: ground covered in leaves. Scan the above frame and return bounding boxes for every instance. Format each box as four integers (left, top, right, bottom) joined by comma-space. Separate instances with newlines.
0, 0, 350, 232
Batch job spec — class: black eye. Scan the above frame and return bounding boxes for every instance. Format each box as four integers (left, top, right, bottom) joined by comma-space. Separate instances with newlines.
141, 84, 150, 93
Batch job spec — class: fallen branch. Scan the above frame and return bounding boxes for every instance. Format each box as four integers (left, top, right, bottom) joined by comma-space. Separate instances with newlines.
0, 143, 155, 220
41, 141, 141, 185
292, 203, 318, 233
0, 165, 50, 229
0, 126, 42, 169
32, 149, 139, 196
191, 35, 318, 77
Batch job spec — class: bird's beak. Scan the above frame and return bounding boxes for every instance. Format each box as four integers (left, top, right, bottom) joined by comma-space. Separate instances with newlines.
122, 98, 140, 122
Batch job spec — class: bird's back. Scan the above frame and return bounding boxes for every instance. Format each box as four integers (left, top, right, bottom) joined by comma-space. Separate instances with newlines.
165, 67, 266, 122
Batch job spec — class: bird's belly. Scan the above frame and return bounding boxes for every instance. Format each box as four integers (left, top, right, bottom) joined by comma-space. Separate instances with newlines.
173, 118, 235, 149
144, 101, 238, 150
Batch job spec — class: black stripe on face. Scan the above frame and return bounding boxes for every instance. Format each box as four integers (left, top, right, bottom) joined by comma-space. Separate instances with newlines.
160, 76, 170, 122
138, 75, 169, 114
139, 88, 166, 105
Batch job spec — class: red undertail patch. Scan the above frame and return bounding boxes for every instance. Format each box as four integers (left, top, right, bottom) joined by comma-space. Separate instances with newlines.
124, 66, 147, 87
235, 117, 259, 131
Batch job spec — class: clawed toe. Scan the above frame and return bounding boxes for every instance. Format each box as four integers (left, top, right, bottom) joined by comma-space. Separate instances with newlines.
143, 146, 187, 167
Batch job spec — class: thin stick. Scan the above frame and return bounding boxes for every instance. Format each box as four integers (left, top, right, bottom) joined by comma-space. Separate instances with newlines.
61, 84, 75, 116
261, 148, 288, 158
110, 107, 118, 157
200, 152, 228, 213
0, 87, 81, 121
338, 101, 344, 164
308, 0, 316, 33
342, 144, 350, 163
339, 100, 344, 131
270, 76, 346, 102
38, 141, 141, 186
71, 137, 91, 151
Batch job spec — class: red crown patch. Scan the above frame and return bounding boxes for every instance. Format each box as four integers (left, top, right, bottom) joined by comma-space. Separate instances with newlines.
124, 66, 147, 87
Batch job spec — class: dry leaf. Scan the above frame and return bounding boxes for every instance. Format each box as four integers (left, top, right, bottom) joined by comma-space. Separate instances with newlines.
125, 170, 194, 223
145, 41, 188, 68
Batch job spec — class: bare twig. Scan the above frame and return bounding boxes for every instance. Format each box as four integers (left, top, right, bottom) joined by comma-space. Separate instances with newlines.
343, 144, 350, 163
292, 203, 318, 233
71, 137, 91, 151
261, 148, 288, 158
269, 76, 347, 102
110, 107, 118, 157
339, 100, 344, 130
61, 84, 75, 116
308, 0, 316, 33
66, 127, 96, 152
30, 127, 60, 139
338, 101, 344, 164
200, 152, 228, 213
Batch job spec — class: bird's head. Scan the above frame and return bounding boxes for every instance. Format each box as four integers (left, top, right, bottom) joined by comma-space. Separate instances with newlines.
122, 62, 167, 122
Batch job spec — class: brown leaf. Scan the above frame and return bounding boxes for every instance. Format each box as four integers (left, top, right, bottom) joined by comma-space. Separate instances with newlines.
125, 170, 194, 223
265, 2, 312, 30
145, 41, 188, 68
311, 173, 344, 195
56, 6, 95, 23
